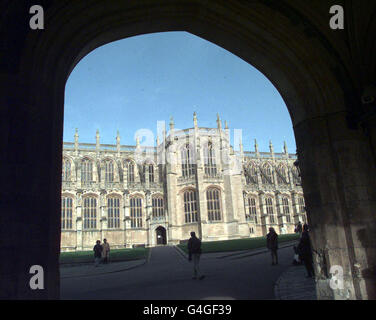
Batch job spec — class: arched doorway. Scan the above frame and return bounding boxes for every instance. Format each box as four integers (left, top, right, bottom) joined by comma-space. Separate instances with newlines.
155, 226, 167, 245
1, 1, 375, 299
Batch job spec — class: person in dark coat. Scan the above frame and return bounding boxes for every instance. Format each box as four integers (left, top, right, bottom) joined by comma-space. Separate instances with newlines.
188, 232, 205, 280
93, 240, 103, 267
297, 224, 315, 277
295, 221, 303, 234
266, 227, 278, 265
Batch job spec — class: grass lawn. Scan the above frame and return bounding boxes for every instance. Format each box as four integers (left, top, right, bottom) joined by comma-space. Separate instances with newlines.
60, 247, 149, 265
177, 233, 300, 254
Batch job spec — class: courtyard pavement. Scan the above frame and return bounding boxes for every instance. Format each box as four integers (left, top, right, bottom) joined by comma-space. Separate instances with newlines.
60, 243, 316, 300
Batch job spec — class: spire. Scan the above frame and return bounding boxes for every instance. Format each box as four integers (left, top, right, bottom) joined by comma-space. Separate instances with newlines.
96, 129, 100, 149
116, 130, 121, 152
193, 112, 198, 128
283, 141, 288, 154
269, 139, 274, 154
224, 120, 228, 130
136, 135, 140, 148
216, 113, 222, 129
254, 139, 259, 153
74, 128, 79, 151
169, 116, 174, 131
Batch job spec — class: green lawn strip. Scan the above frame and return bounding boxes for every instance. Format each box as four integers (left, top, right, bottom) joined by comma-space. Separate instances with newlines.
60, 247, 149, 264
177, 233, 299, 254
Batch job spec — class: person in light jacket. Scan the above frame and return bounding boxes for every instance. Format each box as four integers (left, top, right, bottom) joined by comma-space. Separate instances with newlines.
102, 238, 110, 264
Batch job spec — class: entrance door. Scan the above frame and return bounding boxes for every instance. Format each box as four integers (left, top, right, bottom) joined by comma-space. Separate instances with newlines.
156, 226, 167, 245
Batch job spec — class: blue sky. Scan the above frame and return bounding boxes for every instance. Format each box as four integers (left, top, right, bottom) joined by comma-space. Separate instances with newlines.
64, 31, 296, 153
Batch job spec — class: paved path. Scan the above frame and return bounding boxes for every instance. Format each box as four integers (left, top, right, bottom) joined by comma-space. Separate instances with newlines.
274, 265, 317, 300
60, 245, 303, 300
60, 259, 146, 279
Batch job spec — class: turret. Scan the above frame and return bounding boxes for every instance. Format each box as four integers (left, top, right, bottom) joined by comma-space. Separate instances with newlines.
116, 130, 121, 153
74, 128, 79, 152
216, 113, 222, 130
96, 129, 100, 150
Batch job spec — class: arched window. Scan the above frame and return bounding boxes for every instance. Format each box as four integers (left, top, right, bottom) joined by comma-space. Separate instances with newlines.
277, 165, 288, 184
245, 163, 258, 184
282, 197, 291, 223
148, 164, 154, 183
125, 160, 135, 183
204, 142, 217, 177
246, 197, 258, 223
181, 144, 196, 178
152, 196, 164, 217
83, 197, 97, 229
207, 188, 221, 221
265, 197, 275, 223
107, 197, 120, 229
81, 158, 93, 183
261, 163, 273, 184
61, 197, 73, 229
130, 197, 142, 228
298, 196, 305, 213
183, 190, 198, 223
104, 160, 114, 183
62, 158, 71, 181
291, 166, 301, 185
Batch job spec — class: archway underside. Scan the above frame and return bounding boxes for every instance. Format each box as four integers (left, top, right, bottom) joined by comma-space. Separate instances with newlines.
1, 0, 375, 299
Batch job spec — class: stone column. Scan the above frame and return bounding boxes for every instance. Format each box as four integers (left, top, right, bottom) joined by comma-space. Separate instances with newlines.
295, 112, 376, 300
76, 193, 83, 251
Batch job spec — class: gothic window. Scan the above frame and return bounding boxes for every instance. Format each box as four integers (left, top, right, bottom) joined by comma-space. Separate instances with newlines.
265, 197, 275, 223
130, 197, 142, 228
125, 160, 135, 183
207, 188, 221, 221
245, 164, 258, 184
152, 196, 164, 217
291, 166, 301, 185
62, 158, 71, 181
282, 197, 291, 223
183, 190, 198, 223
298, 196, 305, 213
83, 197, 97, 229
81, 158, 93, 183
181, 144, 196, 178
277, 164, 288, 184
61, 197, 73, 229
148, 164, 154, 183
104, 160, 114, 183
107, 197, 120, 229
261, 163, 273, 184
246, 197, 258, 223
204, 142, 217, 177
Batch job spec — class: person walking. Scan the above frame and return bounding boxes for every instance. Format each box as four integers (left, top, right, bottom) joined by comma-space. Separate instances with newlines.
93, 240, 103, 267
188, 232, 205, 280
297, 224, 315, 278
295, 221, 303, 234
102, 238, 110, 264
266, 227, 279, 265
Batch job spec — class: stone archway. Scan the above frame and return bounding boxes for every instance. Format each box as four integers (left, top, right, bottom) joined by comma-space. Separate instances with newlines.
1, 1, 375, 299
156, 226, 167, 245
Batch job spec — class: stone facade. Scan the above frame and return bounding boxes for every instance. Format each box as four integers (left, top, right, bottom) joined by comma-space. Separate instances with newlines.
61, 115, 306, 251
